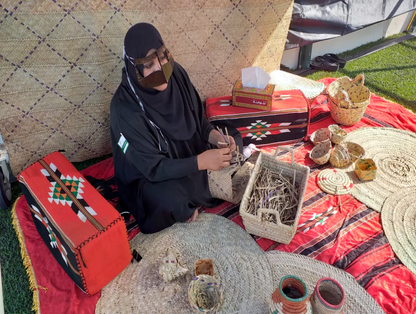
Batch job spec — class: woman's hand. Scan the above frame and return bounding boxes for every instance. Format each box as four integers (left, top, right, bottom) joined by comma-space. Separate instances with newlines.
219, 135, 236, 152
186, 209, 199, 223
208, 129, 237, 152
197, 148, 232, 171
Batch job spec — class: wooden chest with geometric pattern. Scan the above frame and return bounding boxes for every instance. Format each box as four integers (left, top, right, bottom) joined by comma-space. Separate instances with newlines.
18, 152, 132, 295
206, 90, 310, 147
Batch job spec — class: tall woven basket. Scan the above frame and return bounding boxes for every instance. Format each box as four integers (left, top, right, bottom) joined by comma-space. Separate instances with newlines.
240, 147, 310, 244
327, 74, 371, 126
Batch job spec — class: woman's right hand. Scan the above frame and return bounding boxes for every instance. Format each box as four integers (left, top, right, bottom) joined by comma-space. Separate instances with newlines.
197, 148, 232, 171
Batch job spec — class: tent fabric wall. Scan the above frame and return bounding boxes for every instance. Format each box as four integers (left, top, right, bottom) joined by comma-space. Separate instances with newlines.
0, 0, 294, 175
286, 0, 416, 49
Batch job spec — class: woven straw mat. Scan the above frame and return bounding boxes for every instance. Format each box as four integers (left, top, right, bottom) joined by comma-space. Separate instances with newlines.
338, 127, 416, 212
381, 188, 416, 276
95, 213, 384, 314
95, 214, 274, 314
317, 168, 353, 195
0, 0, 294, 175
269, 70, 325, 102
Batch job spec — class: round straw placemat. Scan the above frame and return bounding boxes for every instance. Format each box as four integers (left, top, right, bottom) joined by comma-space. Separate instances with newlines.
338, 127, 416, 212
95, 214, 274, 314
381, 188, 416, 275
269, 70, 325, 102
266, 251, 385, 314
317, 168, 354, 195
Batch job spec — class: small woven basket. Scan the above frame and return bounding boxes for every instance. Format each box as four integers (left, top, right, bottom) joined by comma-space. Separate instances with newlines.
310, 141, 331, 165
240, 147, 310, 244
207, 154, 250, 204
328, 74, 370, 109
310, 128, 331, 146
311, 277, 345, 314
329, 142, 365, 168
328, 93, 367, 126
188, 275, 223, 313
328, 124, 347, 145
327, 74, 371, 126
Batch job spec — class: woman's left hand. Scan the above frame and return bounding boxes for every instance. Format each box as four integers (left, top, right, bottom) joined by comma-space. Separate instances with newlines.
217, 135, 236, 152
209, 129, 237, 152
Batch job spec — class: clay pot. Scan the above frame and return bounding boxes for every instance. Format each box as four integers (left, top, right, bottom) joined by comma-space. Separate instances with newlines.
270, 275, 309, 314
311, 277, 345, 314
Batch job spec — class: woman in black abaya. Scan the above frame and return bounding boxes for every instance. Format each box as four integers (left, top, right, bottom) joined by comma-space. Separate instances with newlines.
110, 23, 242, 233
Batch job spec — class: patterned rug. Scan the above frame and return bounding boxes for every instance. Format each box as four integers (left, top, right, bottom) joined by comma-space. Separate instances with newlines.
11, 78, 416, 314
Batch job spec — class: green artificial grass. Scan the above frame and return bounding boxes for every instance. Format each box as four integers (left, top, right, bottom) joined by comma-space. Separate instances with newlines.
1, 33, 415, 314
306, 35, 416, 112
0, 184, 34, 314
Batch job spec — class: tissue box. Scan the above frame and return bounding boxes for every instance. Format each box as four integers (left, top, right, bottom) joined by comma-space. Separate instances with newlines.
232, 80, 275, 111
206, 90, 310, 147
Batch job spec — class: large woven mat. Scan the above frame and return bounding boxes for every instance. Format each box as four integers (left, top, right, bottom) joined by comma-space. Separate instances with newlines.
0, 0, 294, 175
339, 127, 416, 211
266, 251, 385, 314
95, 214, 384, 314
96, 214, 274, 313
381, 188, 416, 276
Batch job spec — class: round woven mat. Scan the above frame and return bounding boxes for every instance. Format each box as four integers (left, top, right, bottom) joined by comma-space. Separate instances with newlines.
339, 127, 416, 211
317, 168, 353, 195
381, 188, 416, 275
95, 214, 274, 314
269, 70, 325, 101
95, 214, 384, 314
266, 251, 385, 314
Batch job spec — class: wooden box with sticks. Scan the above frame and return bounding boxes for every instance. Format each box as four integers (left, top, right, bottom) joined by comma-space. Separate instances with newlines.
239, 147, 310, 244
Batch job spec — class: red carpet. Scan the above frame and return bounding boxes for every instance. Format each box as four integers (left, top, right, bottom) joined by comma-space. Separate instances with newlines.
12, 78, 416, 314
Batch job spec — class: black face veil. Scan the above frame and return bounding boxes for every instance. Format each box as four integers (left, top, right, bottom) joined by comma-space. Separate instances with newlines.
123, 23, 197, 142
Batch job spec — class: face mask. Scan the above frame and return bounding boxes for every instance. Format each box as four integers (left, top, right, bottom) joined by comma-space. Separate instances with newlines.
125, 45, 174, 89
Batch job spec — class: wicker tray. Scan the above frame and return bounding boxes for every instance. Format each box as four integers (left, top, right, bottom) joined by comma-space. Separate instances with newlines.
240, 147, 310, 244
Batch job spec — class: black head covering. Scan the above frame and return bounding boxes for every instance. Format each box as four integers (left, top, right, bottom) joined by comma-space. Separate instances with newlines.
124, 23, 196, 141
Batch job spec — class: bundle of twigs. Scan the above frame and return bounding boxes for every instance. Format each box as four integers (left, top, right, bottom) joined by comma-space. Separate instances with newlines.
246, 167, 299, 225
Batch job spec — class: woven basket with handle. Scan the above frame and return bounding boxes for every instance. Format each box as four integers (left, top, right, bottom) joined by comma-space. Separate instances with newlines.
240, 147, 310, 244
327, 74, 371, 126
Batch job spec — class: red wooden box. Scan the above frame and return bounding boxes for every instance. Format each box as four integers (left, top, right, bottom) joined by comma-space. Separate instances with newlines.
18, 152, 132, 295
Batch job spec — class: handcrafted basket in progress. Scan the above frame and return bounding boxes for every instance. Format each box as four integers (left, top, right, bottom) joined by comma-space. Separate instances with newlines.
240, 147, 310, 244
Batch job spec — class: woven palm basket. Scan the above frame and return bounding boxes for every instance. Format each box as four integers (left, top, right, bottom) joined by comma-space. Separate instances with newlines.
269, 70, 325, 103
327, 75, 371, 126
327, 74, 370, 109
0, 0, 294, 174
240, 148, 310, 244
95, 214, 385, 314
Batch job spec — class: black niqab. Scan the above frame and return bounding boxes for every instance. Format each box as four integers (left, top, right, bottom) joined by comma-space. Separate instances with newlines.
124, 23, 196, 141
